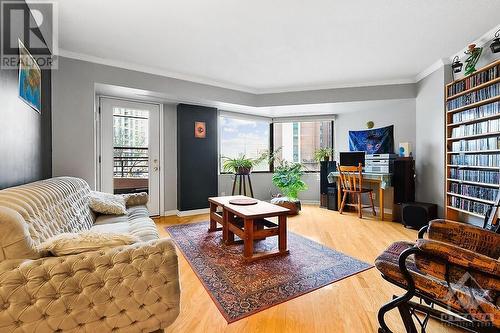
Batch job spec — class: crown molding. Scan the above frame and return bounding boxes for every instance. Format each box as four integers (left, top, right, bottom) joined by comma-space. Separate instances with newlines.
252, 77, 417, 94
415, 58, 447, 82
57, 48, 259, 94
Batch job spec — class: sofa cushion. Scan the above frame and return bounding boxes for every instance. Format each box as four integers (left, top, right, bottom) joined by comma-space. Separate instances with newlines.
38, 231, 139, 256
89, 191, 127, 215
0, 177, 95, 259
92, 208, 159, 242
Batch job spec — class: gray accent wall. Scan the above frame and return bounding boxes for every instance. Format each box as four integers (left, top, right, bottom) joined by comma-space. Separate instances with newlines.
0, 0, 52, 189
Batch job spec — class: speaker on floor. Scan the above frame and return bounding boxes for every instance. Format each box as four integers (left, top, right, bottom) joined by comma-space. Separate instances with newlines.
402, 202, 437, 230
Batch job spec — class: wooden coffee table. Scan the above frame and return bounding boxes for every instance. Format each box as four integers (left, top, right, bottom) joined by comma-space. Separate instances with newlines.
208, 196, 290, 262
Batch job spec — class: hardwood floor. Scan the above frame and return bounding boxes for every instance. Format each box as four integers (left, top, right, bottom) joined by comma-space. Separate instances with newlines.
156, 205, 462, 333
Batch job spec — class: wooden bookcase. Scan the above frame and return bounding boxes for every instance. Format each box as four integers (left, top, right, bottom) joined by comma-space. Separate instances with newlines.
445, 58, 500, 220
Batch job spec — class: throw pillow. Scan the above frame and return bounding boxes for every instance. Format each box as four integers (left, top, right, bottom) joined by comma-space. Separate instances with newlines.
38, 231, 139, 256
89, 191, 127, 215
122, 192, 149, 207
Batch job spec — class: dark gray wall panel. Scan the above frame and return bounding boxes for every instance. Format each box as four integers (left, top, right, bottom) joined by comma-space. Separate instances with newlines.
0, 0, 52, 189
177, 104, 218, 211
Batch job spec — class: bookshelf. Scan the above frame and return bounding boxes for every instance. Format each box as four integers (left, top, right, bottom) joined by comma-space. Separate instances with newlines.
445, 58, 500, 220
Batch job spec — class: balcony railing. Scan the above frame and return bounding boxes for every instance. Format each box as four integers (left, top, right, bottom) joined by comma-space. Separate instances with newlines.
113, 146, 149, 178
113, 147, 149, 194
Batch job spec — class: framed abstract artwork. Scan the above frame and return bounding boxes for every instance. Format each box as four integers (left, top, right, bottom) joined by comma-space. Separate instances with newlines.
195, 121, 206, 138
18, 40, 42, 113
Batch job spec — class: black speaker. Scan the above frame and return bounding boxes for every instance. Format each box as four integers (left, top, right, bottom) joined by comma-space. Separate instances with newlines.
393, 158, 415, 204
402, 202, 437, 230
327, 187, 338, 211
320, 161, 337, 194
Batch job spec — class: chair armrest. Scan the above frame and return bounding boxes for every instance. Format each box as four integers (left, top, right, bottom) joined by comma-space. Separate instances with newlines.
0, 238, 180, 332
416, 238, 500, 277
427, 219, 500, 258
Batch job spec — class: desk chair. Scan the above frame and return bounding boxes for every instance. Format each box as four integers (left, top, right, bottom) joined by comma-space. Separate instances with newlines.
338, 163, 376, 218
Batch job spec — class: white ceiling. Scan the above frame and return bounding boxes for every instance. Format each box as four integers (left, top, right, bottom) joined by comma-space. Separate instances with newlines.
55, 0, 500, 93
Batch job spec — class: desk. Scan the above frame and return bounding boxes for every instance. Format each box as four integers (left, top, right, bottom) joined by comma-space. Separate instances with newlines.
328, 172, 392, 221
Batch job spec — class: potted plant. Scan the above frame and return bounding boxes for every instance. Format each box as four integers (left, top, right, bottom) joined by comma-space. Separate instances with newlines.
314, 147, 334, 162
221, 152, 268, 175
271, 160, 308, 215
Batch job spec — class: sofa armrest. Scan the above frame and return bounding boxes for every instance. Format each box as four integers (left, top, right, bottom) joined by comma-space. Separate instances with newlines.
0, 238, 180, 332
416, 238, 500, 277
426, 219, 500, 258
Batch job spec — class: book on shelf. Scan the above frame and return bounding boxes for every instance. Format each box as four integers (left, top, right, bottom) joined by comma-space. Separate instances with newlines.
451, 101, 500, 123
446, 83, 499, 111
449, 168, 500, 184
451, 136, 500, 151
447, 64, 499, 96
446, 59, 500, 220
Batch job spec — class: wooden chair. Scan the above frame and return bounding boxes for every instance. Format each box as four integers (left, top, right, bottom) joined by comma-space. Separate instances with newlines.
338, 163, 376, 218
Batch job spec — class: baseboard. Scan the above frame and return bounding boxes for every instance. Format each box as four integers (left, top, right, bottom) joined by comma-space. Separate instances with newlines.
176, 208, 210, 217
300, 200, 320, 205
163, 210, 178, 216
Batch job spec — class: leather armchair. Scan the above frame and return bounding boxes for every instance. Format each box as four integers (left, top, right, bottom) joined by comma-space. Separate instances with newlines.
375, 219, 499, 333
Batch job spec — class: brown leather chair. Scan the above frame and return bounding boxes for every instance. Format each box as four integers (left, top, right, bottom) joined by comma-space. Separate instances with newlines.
375, 219, 500, 333
338, 163, 376, 218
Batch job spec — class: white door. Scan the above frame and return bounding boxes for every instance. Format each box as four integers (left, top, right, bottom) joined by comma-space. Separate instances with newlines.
99, 98, 161, 216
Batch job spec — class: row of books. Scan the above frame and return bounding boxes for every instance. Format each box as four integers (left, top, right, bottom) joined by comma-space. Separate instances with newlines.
451, 101, 500, 123
451, 118, 500, 138
449, 183, 499, 202
450, 154, 500, 167
451, 136, 500, 151
446, 83, 499, 111
447, 64, 500, 96
449, 197, 489, 215
449, 168, 500, 184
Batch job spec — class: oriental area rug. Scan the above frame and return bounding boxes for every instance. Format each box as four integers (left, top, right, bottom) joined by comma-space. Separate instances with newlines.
166, 221, 372, 323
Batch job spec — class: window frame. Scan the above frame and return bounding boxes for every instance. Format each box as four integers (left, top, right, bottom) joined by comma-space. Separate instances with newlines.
271, 120, 335, 173
218, 112, 273, 174
218, 113, 335, 174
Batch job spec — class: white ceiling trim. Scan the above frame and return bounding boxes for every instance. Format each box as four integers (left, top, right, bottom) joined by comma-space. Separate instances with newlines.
57, 48, 259, 94
415, 58, 447, 82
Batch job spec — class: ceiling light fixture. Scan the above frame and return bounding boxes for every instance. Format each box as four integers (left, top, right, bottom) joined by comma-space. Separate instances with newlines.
490, 29, 500, 54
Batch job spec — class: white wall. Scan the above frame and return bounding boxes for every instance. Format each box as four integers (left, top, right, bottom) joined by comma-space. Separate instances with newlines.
415, 67, 450, 218
218, 173, 320, 202
334, 99, 416, 157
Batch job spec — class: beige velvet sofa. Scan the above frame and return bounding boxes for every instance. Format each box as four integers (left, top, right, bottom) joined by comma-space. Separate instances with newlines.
0, 177, 180, 332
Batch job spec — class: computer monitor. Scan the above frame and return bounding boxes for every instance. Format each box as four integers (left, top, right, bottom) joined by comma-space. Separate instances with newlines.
339, 151, 365, 167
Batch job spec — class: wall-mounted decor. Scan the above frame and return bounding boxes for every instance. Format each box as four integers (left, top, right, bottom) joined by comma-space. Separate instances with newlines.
194, 121, 206, 138
366, 121, 374, 129
463, 44, 482, 76
18, 40, 41, 113
349, 125, 394, 154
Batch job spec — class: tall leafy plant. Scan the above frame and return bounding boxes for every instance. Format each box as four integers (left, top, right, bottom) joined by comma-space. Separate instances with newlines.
272, 161, 307, 200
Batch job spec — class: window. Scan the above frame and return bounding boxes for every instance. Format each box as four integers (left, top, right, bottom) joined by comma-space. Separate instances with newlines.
219, 115, 271, 172
273, 120, 333, 171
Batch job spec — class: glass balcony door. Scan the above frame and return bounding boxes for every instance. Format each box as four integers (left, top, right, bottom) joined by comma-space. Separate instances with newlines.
99, 98, 161, 216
